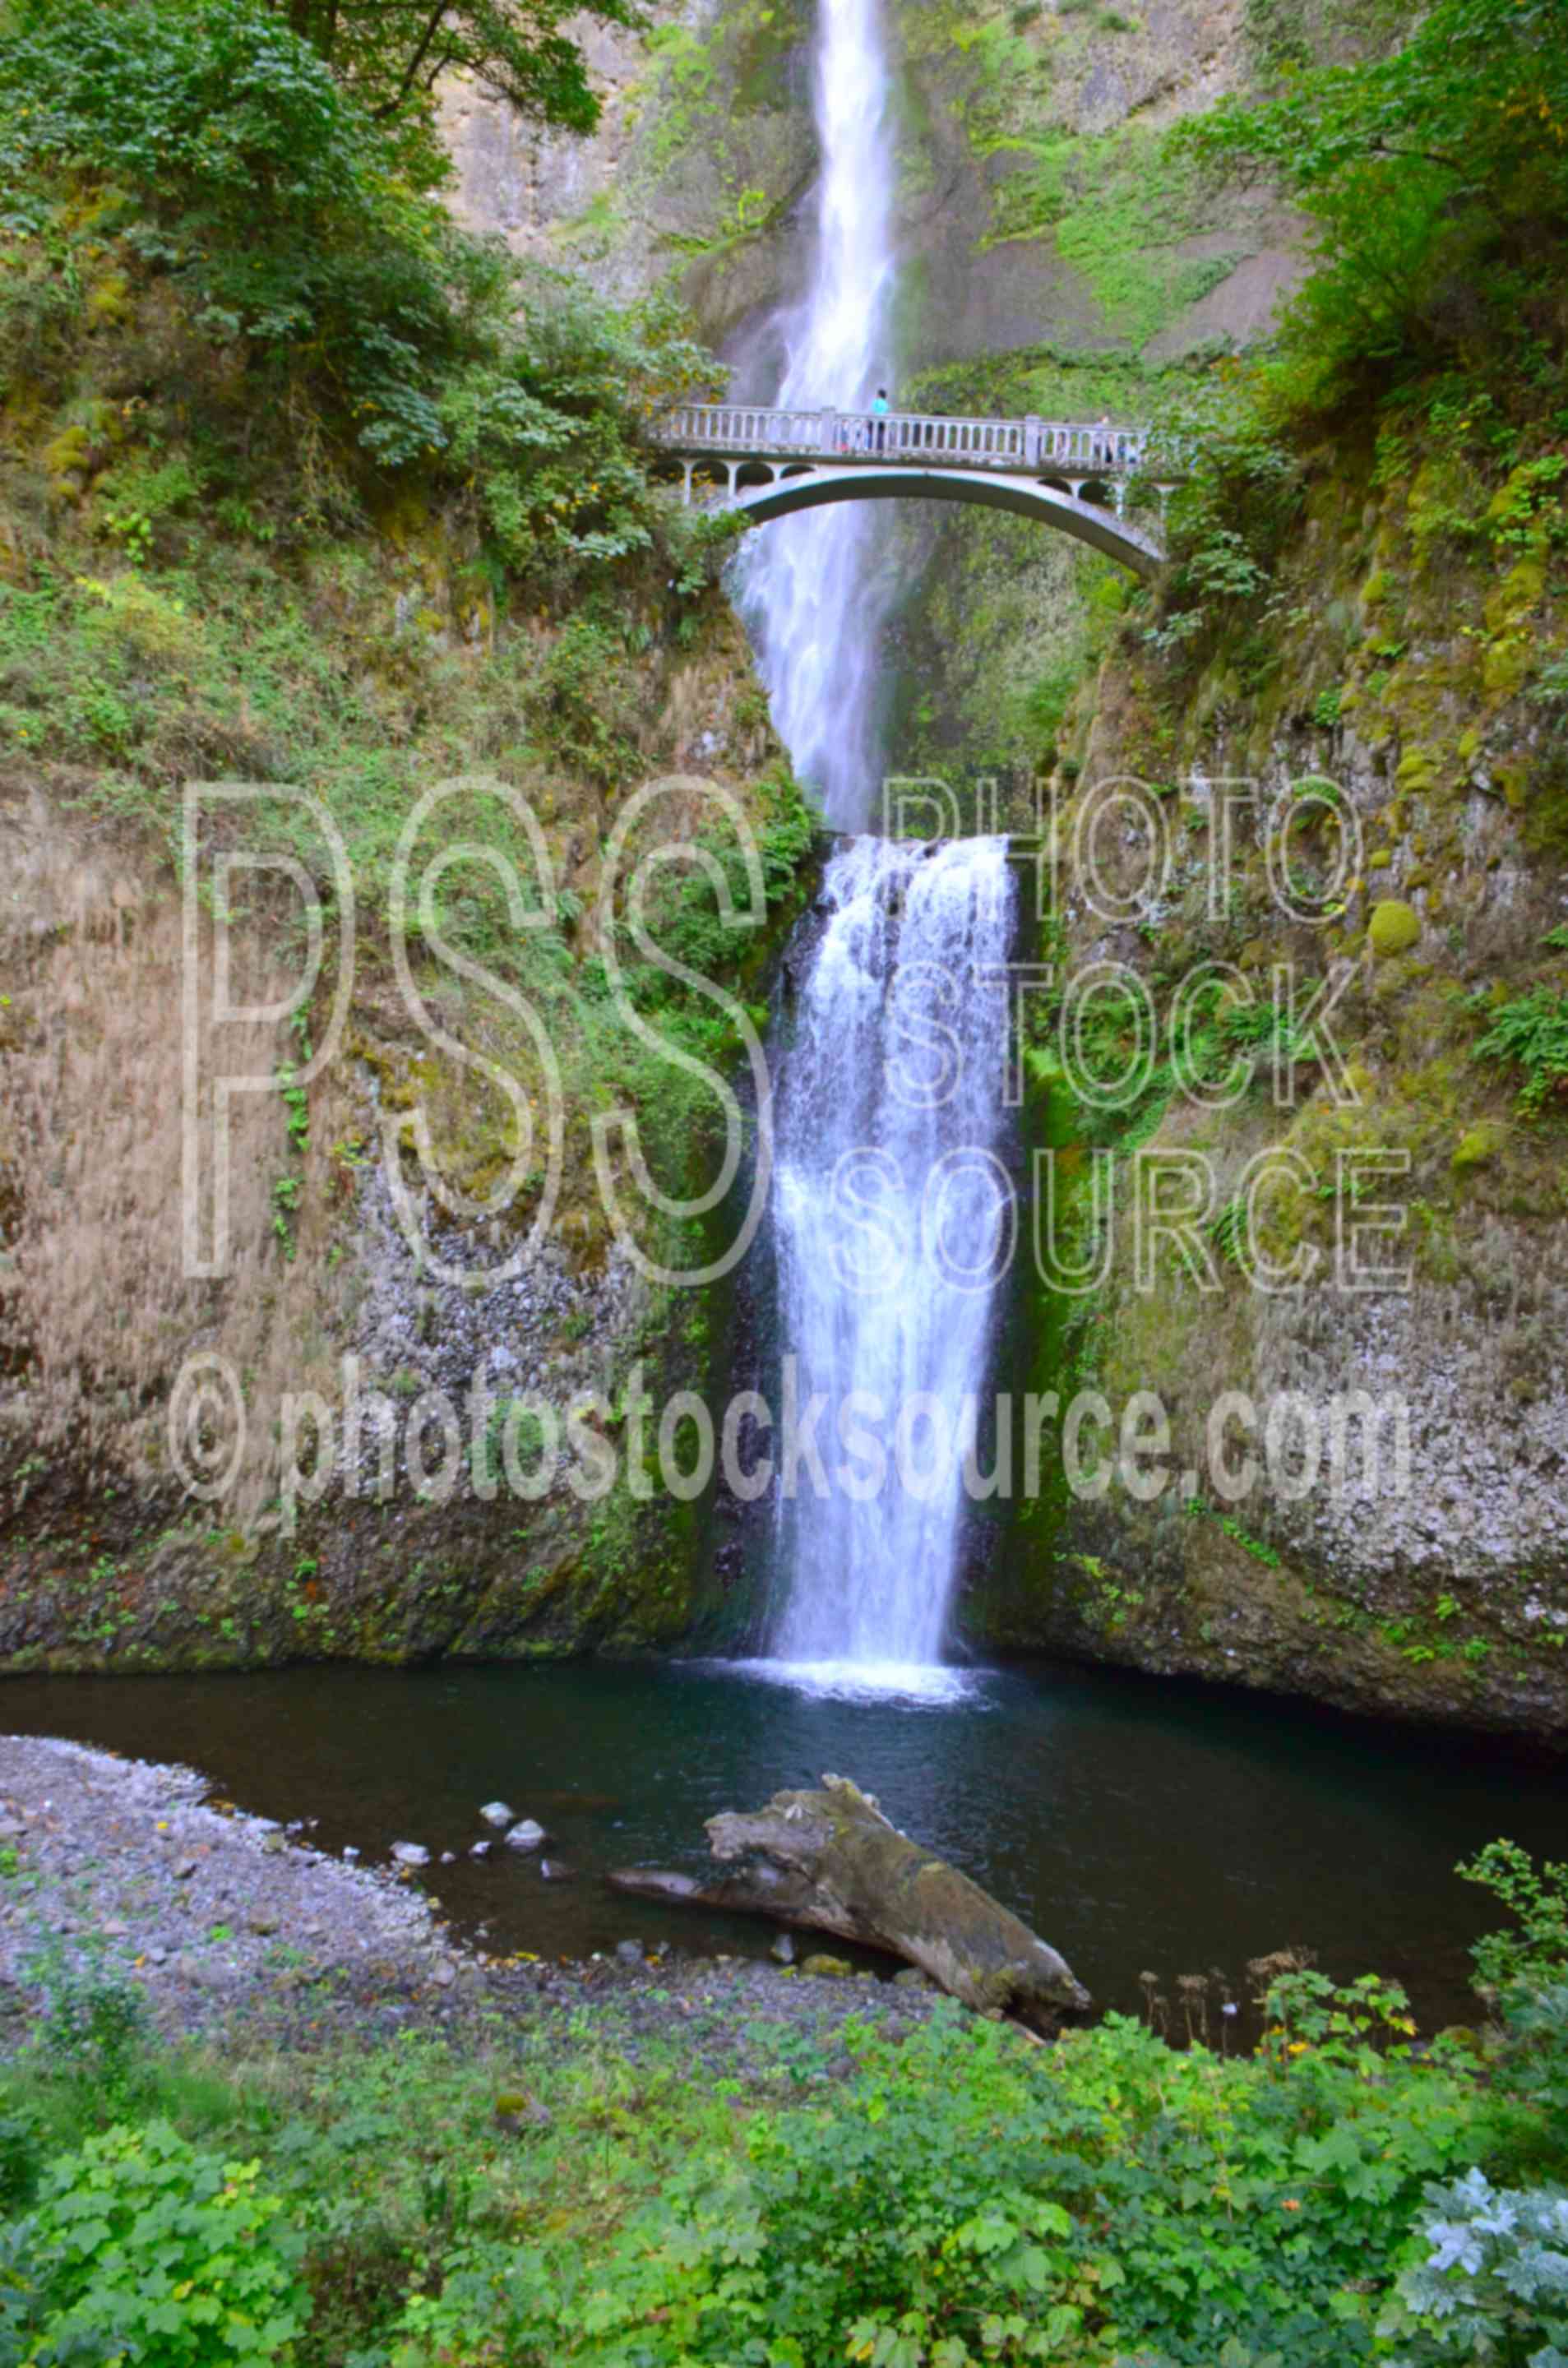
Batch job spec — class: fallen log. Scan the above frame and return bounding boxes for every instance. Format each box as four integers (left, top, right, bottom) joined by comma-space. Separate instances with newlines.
608, 1772, 1089, 2030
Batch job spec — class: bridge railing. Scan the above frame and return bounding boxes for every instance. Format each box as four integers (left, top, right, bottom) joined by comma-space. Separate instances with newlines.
651, 401, 1182, 478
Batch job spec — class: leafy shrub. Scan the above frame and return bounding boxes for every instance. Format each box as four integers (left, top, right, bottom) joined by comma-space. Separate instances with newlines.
16, 2120, 308, 2366
1460, 1844, 1568, 1998
0, 0, 717, 563
1472, 992, 1568, 1118
1381, 2169, 1568, 2366
1175, 0, 1568, 401
386, 1999, 1487, 2367
27, 1945, 148, 2113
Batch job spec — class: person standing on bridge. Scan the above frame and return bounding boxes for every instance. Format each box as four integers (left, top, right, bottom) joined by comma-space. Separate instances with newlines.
873, 387, 889, 454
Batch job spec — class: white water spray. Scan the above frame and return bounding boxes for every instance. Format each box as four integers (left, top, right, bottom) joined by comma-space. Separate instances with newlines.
737, 0, 898, 829
766, 838, 1017, 1676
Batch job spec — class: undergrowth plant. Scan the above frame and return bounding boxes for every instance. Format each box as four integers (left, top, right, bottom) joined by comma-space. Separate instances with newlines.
5, 1848, 1567, 2368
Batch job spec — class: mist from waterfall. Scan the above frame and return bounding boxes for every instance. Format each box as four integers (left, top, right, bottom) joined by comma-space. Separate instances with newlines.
735, 0, 898, 831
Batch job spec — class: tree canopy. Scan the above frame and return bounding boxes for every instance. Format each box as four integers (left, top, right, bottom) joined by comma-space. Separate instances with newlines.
271, 0, 642, 141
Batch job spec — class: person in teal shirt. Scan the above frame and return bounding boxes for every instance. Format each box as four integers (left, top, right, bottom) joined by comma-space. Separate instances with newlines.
872, 387, 889, 453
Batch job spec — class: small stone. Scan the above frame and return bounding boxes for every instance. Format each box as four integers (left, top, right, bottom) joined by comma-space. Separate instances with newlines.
469, 1840, 493, 1860
893, 1968, 931, 1991
801, 1954, 853, 1979
248, 1914, 279, 1937
770, 1932, 796, 1964
391, 1842, 430, 1868
539, 1858, 573, 1881
431, 1959, 456, 1988
173, 1859, 197, 1880
100, 1918, 130, 1939
503, 1820, 547, 1852
615, 1938, 645, 1965
479, 1801, 515, 1829
439, 1851, 456, 1864
342, 1845, 360, 1861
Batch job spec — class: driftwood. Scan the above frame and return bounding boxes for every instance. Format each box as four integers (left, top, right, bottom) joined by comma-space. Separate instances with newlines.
609, 1773, 1089, 2030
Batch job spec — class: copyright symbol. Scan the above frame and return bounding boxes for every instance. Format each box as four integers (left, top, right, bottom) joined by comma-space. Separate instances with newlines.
167, 1353, 246, 1501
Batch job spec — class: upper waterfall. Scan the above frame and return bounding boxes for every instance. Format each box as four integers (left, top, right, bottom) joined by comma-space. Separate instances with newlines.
736, 0, 898, 831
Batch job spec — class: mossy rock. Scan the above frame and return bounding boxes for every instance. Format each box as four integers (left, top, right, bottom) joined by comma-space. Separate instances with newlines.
1453, 1123, 1505, 1172
801, 1953, 853, 1978
1367, 848, 1392, 871
1368, 900, 1422, 958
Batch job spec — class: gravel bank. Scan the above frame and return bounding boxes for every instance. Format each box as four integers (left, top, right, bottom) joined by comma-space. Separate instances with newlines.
0, 1735, 941, 2070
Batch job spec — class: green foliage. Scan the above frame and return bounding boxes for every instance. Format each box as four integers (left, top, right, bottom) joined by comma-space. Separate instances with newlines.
1145, 389, 1302, 654
1176, 0, 1568, 403
26, 1945, 149, 2116
1460, 1842, 1568, 1999
983, 125, 1238, 346
1472, 989, 1568, 1117
1381, 2167, 1568, 2366
381, 2000, 1491, 2366
276, 0, 638, 148
0, 0, 713, 541
14, 2120, 308, 2366
7, 1877, 1568, 2368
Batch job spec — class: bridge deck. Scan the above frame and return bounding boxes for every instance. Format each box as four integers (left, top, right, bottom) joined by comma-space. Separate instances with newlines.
651, 401, 1182, 479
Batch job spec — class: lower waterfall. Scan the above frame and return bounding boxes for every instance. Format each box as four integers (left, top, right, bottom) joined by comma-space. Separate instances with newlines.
763, 835, 1017, 1682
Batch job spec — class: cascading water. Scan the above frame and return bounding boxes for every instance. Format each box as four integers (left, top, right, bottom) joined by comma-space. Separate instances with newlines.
734, 0, 1019, 1690
765, 839, 1017, 1683
736, 0, 898, 829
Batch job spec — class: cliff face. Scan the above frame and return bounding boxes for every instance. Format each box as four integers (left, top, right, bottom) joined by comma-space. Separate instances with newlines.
966, 432, 1568, 1735
442, 0, 1302, 372
0, 220, 812, 1671
0, 626, 808, 1672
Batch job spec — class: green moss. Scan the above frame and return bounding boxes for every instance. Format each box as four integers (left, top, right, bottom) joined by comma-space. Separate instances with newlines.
1368, 900, 1422, 957
979, 127, 1240, 345
1453, 1123, 1505, 1171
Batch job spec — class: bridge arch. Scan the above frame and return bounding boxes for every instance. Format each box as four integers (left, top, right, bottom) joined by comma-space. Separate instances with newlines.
726, 464, 1163, 577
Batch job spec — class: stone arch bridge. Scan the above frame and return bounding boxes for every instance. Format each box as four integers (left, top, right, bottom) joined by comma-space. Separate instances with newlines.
650, 403, 1186, 577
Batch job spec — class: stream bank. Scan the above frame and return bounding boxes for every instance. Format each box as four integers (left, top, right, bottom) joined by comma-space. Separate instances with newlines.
0, 1733, 941, 2072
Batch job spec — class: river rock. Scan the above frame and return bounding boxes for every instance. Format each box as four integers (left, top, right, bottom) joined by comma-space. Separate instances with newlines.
770, 1931, 796, 1964
391, 1841, 430, 1867
802, 1953, 853, 1978
479, 1801, 515, 1829
469, 1839, 493, 1859
539, 1858, 573, 1881
504, 1819, 547, 1852
615, 1937, 645, 1964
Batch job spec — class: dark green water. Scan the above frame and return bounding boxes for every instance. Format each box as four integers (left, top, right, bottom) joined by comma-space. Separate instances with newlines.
2, 1657, 1561, 2027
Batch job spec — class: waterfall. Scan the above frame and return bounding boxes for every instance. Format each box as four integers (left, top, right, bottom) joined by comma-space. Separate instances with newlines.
765, 838, 1017, 1680
736, 0, 898, 830
728, 2, 1017, 1690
